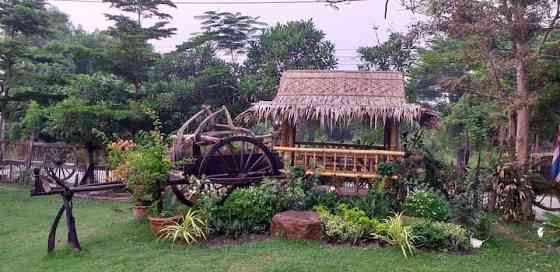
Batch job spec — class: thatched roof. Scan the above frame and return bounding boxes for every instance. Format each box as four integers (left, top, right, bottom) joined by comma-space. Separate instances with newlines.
236, 70, 437, 128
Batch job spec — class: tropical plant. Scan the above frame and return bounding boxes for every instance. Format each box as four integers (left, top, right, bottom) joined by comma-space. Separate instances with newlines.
158, 209, 207, 245
491, 160, 538, 223
382, 213, 416, 258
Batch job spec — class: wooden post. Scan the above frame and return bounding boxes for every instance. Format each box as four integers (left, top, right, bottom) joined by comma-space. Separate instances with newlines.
25, 139, 33, 169
384, 120, 400, 151
279, 120, 296, 166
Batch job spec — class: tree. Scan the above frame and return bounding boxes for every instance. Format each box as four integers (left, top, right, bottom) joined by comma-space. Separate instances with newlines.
407, 38, 469, 103
244, 19, 337, 100
190, 11, 265, 63
406, 0, 560, 163
37, 73, 153, 182
103, 0, 177, 92
358, 32, 416, 73
0, 0, 51, 144
150, 43, 223, 82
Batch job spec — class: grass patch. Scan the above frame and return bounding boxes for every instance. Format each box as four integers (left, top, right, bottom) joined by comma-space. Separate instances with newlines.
1, 185, 559, 272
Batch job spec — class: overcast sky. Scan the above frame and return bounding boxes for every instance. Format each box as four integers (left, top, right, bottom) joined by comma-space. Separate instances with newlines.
47, 0, 419, 70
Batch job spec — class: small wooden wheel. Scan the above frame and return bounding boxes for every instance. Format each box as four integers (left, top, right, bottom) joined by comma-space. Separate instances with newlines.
43, 144, 78, 183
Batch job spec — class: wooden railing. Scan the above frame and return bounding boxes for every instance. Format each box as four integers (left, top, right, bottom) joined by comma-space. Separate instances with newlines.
0, 140, 110, 184
274, 146, 405, 179
295, 141, 385, 150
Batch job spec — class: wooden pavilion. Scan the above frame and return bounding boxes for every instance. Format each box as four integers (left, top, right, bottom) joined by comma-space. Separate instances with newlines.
236, 70, 436, 179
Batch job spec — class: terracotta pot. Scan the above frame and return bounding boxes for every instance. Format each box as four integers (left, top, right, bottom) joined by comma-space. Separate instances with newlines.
132, 205, 150, 221
147, 215, 182, 236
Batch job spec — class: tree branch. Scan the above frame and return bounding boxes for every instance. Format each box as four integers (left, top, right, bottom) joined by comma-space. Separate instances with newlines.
538, 0, 560, 55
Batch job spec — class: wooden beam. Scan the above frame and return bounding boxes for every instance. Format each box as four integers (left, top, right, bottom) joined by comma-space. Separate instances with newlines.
273, 146, 405, 156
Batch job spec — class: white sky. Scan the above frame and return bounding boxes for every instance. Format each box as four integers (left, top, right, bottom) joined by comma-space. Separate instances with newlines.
47, 0, 419, 70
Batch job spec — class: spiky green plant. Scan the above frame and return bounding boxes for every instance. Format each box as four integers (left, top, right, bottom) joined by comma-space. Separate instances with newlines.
383, 212, 416, 258
544, 212, 560, 244
159, 210, 207, 245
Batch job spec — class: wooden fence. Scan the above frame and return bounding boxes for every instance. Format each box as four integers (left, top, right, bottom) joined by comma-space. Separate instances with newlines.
0, 140, 110, 184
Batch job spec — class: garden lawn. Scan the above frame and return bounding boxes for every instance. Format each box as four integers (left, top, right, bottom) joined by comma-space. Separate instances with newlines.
1, 185, 559, 272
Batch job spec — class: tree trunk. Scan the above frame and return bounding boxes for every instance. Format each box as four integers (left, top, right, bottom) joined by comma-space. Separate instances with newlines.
515, 59, 529, 164
84, 143, 96, 185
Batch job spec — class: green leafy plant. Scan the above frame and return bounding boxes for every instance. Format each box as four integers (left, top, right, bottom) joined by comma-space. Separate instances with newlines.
345, 188, 396, 218
158, 210, 208, 245
412, 221, 471, 251
403, 191, 450, 222
109, 131, 172, 205
410, 222, 447, 250
382, 213, 416, 258
201, 179, 306, 237
544, 212, 560, 244
313, 204, 379, 244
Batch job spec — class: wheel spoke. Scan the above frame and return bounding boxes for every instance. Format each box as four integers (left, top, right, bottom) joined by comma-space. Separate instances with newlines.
247, 154, 266, 172
225, 143, 239, 172
243, 143, 255, 173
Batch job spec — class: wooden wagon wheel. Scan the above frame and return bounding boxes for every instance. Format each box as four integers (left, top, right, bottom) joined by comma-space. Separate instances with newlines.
172, 136, 280, 205
43, 144, 78, 184
534, 183, 560, 212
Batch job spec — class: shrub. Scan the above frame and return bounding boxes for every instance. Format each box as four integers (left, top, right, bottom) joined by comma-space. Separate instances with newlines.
473, 213, 495, 240
200, 179, 306, 237
345, 189, 396, 218
314, 204, 379, 244
303, 190, 340, 211
411, 222, 471, 251
410, 223, 447, 250
403, 191, 450, 222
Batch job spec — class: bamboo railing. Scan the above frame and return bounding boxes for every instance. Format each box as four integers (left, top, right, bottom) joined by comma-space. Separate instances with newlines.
273, 146, 405, 179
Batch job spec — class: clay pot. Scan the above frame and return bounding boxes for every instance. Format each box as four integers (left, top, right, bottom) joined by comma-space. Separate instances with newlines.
132, 205, 150, 221
147, 215, 182, 236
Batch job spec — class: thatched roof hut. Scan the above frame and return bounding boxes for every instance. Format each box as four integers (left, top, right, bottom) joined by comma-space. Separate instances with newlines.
236, 70, 437, 128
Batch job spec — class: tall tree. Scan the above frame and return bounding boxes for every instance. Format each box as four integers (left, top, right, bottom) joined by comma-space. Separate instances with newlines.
358, 32, 417, 73
103, 0, 177, 92
0, 0, 51, 144
407, 0, 560, 163
190, 11, 265, 63
244, 19, 337, 100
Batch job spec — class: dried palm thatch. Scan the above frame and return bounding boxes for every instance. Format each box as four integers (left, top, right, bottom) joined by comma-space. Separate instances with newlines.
236, 70, 438, 128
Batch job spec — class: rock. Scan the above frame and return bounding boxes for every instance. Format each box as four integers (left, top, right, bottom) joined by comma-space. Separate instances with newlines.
271, 211, 321, 241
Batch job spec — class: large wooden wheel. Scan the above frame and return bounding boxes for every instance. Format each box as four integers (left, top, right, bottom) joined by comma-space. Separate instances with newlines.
172, 136, 279, 206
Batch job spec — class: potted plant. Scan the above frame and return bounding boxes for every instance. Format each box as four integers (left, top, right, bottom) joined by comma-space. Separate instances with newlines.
109, 131, 172, 221
146, 190, 184, 236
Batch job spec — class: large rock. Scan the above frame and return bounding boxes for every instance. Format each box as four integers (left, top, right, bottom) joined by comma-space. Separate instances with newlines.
271, 211, 321, 241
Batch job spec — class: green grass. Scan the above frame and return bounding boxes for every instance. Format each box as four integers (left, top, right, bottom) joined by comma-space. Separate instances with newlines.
1, 185, 559, 272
